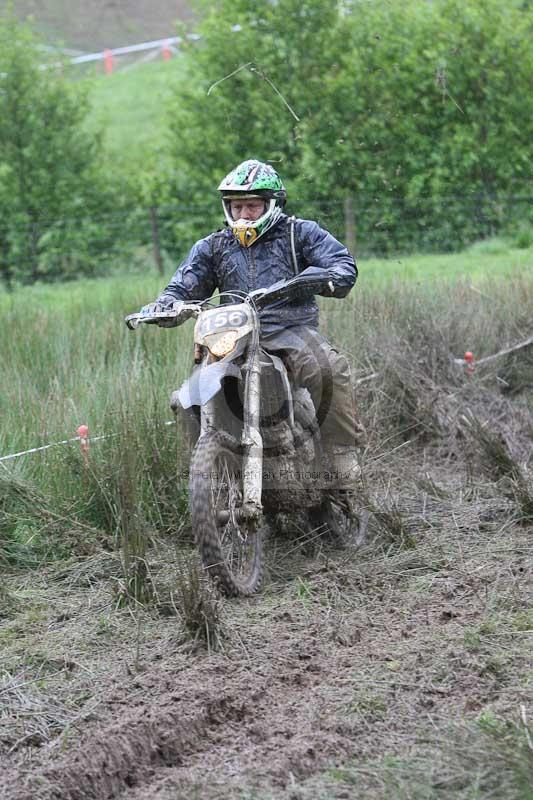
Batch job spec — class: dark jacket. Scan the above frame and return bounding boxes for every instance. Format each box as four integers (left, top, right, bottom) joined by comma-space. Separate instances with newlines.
158, 214, 357, 331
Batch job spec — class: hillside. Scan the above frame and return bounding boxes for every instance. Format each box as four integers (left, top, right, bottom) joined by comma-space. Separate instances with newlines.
11, 0, 194, 50
86, 59, 182, 171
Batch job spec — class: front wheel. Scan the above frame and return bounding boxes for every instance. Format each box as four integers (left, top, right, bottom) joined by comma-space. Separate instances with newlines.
189, 431, 263, 597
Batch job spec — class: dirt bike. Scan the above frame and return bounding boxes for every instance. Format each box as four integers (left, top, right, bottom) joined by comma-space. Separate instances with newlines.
125, 267, 365, 597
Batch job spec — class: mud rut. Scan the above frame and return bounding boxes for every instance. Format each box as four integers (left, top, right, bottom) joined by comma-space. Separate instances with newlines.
4, 614, 361, 799
4, 515, 531, 800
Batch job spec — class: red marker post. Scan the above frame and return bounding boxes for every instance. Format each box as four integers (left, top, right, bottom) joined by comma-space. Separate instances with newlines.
104, 49, 114, 75
464, 351, 474, 378
76, 424, 90, 468
162, 40, 171, 61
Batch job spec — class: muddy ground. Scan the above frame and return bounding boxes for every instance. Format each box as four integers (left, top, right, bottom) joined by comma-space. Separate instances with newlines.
2, 437, 532, 800
2, 340, 533, 800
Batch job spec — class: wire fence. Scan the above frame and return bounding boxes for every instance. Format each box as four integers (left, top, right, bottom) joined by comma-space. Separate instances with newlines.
0, 192, 531, 285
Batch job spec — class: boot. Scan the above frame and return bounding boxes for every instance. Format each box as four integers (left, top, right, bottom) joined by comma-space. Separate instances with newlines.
324, 447, 368, 544
327, 446, 361, 489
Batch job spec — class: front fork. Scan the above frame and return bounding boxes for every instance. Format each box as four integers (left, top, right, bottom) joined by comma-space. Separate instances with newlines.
199, 341, 263, 526
240, 356, 263, 524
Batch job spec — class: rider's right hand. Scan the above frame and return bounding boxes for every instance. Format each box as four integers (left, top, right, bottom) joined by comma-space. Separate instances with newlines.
159, 299, 186, 327
126, 297, 191, 330
153, 299, 189, 327
140, 298, 175, 316
139, 302, 161, 317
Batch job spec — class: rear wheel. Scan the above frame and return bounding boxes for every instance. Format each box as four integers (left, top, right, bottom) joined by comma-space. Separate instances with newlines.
189, 431, 263, 596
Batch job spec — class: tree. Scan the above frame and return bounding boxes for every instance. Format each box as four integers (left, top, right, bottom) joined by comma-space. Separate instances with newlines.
0, 14, 108, 284
165, 0, 346, 236
302, 0, 533, 250
166, 0, 533, 253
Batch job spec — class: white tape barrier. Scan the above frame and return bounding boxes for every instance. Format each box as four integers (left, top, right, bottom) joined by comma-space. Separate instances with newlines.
68, 26, 243, 65
0, 421, 175, 464
453, 336, 533, 367
70, 36, 185, 64
3, 336, 529, 464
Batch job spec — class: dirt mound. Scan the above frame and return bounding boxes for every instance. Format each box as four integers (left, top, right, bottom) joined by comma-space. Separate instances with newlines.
10, 690, 247, 799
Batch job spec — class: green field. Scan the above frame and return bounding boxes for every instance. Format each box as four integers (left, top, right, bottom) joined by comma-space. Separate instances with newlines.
85, 58, 184, 173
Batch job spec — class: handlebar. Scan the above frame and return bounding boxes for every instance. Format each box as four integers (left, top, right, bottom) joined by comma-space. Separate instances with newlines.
251, 267, 333, 309
124, 304, 202, 330
125, 268, 333, 330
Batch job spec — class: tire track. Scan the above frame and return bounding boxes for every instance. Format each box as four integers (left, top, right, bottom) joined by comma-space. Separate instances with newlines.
5, 640, 355, 800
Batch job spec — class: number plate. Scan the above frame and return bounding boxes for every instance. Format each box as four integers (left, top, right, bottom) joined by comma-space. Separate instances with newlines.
197, 306, 250, 338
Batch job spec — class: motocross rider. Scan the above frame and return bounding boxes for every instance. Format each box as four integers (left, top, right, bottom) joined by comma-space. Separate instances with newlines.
139, 159, 362, 490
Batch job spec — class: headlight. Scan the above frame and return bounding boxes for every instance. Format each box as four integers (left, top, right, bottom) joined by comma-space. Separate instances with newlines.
203, 330, 239, 358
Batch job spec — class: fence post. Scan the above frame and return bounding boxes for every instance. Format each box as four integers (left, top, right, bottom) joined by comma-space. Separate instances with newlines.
149, 206, 164, 275
344, 195, 356, 255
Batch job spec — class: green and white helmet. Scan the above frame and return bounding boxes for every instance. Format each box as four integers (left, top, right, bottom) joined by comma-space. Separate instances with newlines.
218, 159, 287, 246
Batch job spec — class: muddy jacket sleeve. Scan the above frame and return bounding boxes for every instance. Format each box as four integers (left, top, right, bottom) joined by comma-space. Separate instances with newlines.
298, 220, 357, 299
157, 236, 217, 304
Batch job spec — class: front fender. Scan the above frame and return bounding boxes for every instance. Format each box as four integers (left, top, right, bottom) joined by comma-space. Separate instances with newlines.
174, 360, 242, 410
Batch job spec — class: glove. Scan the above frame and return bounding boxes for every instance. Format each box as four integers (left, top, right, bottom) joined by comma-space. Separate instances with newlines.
140, 295, 176, 316
319, 275, 336, 297
138, 297, 184, 326
139, 302, 161, 317
158, 299, 186, 327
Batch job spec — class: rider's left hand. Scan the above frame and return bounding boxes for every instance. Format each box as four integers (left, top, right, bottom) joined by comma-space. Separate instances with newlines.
249, 288, 267, 304
319, 279, 336, 297
158, 300, 185, 327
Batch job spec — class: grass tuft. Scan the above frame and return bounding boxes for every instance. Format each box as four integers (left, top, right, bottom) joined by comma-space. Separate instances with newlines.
174, 556, 225, 651
370, 498, 416, 550
460, 411, 523, 482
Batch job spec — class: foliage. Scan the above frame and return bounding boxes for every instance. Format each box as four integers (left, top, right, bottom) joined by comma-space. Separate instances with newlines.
165, 0, 344, 235
166, 0, 533, 251
0, 13, 118, 286
304, 0, 533, 251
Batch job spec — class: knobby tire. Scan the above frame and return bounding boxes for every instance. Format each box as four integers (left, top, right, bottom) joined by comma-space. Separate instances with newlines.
189, 431, 263, 597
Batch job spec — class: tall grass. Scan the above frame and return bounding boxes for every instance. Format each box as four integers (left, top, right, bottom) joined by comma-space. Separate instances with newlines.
0, 273, 194, 566
0, 244, 531, 566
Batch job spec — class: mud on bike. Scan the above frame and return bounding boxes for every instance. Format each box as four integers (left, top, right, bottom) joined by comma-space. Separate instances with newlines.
126, 267, 366, 596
